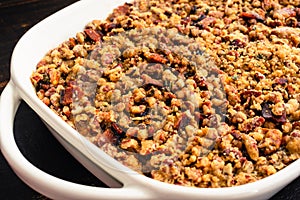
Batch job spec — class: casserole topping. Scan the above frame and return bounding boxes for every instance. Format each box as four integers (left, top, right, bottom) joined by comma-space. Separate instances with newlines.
31, 0, 300, 188
71, 27, 226, 174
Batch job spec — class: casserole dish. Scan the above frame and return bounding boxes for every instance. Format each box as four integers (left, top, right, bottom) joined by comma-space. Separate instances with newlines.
0, 0, 299, 199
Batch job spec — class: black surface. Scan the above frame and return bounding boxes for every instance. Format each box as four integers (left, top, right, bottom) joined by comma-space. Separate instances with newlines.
13, 102, 106, 187
0, 0, 107, 199
1, 101, 107, 200
0, 0, 300, 199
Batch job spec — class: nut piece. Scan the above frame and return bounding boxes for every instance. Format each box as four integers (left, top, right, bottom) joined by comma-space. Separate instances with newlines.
130, 105, 147, 114
259, 129, 282, 154
120, 138, 139, 151
285, 99, 299, 115
242, 134, 259, 161
285, 130, 300, 154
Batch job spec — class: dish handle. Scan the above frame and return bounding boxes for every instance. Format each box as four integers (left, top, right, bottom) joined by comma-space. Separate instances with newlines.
0, 81, 152, 200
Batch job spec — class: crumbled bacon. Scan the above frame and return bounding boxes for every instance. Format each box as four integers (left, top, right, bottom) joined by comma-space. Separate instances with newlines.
60, 86, 73, 105
84, 28, 101, 42
240, 12, 265, 22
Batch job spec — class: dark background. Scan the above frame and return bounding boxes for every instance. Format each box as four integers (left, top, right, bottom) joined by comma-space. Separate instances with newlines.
0, 0, 299, 199
0, 1, 106, 199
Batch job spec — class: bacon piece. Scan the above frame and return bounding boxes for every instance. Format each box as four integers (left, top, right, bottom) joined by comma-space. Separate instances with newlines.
84, 29, 101, 42
68, 37, 76, 48
111, 123, 123, 135
37, 60, 47, 67
144, 52, 168, 64
274, 77, 288, 85
141, 74, 163, 88
262, 102, 287, 123
194, 75, 208, 90
60, 86, 73, 105
240, 12, 265, 22
174, 113, 189, 131
97, 129, 115, 146
274, 8, 296, 19
199, 17, 216, 28
241, 89, 262, 98
230, 39, 246, 48
239, 116, 265, 132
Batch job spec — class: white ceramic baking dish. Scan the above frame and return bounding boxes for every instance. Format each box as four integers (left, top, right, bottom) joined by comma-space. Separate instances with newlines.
0, 0, 299, 199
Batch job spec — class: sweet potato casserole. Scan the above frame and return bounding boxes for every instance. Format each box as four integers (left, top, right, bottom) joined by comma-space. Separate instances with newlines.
30, 0, 300, 188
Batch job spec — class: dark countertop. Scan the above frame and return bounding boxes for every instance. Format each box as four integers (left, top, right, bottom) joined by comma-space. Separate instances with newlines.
0, 1, 106, 199
0, 0, 299, 199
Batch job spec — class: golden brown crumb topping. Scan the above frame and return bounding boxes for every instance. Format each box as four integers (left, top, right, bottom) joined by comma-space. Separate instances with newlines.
31, 0, 300, 188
